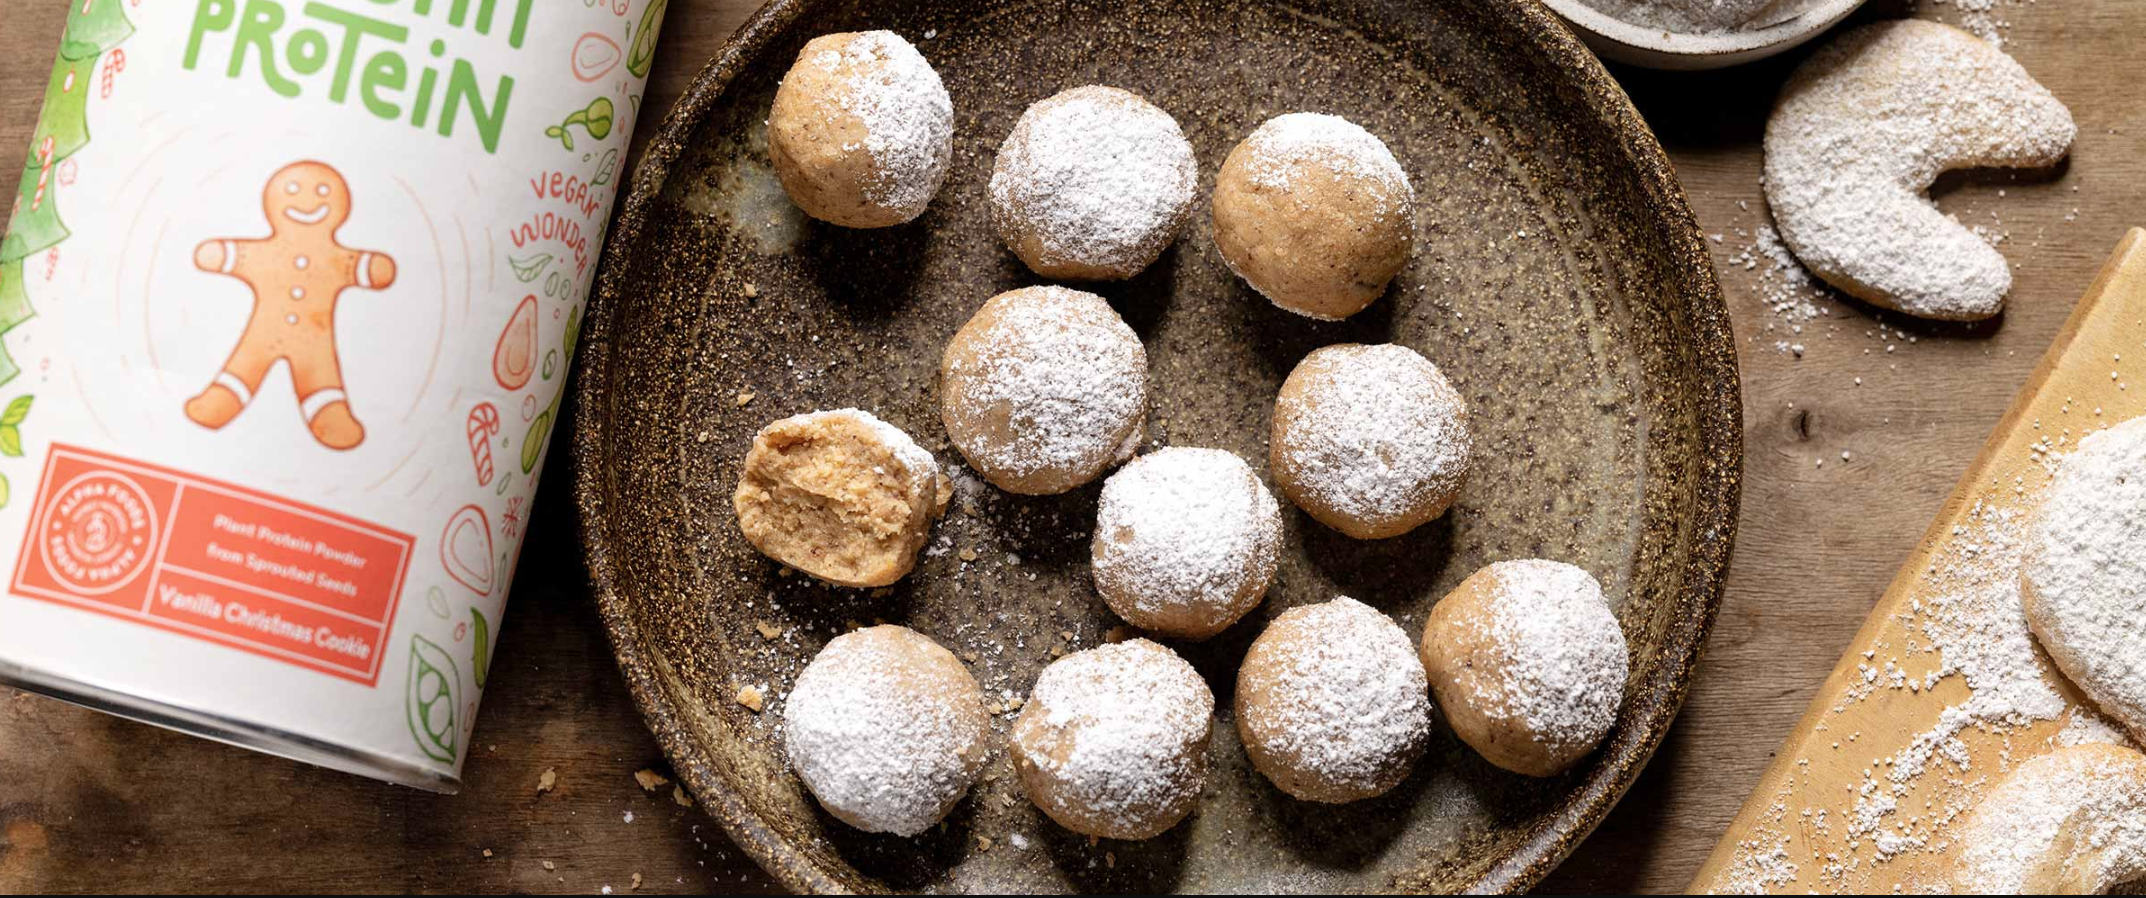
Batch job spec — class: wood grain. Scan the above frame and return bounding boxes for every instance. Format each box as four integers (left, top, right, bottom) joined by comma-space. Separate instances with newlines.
1, 0, 2141, 893
1687, 230, 2146, 893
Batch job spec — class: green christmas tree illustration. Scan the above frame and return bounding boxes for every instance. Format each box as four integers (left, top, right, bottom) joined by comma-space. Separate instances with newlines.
0, 1, 133, 388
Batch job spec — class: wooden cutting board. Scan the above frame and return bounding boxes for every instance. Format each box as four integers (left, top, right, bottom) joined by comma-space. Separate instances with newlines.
1690, 229, 2146, 894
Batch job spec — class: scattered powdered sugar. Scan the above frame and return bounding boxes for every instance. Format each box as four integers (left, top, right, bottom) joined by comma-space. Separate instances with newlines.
943, 287, 1148, 482
1239, 597, 1432, 795
1275, 344, 1471, 531
989, 86, 1198, 274
785, 408, 941, 500
1575, 0, 1809, 34
1469, 560, 1628, 756
1241, 113, 1411, 214
1762, 20, 2073, 320
1017, 640, 1213, 835
808, 31, 953, 214
783, 626, 985, 837
2056, 708, 2138, 750
1092, 448, 1281, 629
1950, 744, 2146, 892
2022, 415, 2146, 744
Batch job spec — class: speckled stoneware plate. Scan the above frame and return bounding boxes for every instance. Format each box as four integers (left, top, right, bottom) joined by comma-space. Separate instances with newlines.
574, 0, 1741, 892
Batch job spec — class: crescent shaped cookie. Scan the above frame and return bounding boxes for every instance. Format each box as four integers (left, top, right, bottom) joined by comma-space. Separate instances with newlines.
1763, 21, 2074, 321
2021, 415, 2146, 744
1951, 743, 2146, 893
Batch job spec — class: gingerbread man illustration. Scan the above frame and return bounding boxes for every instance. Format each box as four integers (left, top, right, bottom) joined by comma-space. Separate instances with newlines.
189, 161, 395, 450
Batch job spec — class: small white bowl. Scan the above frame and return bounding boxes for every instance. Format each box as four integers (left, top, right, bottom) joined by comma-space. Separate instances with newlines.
1540, 0, 1868, 70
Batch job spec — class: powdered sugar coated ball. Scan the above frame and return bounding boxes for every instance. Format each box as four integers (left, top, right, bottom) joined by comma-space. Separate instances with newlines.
783, 625, 990, 836
2023, 415, 2146, 744
1092, 448, 1281, 640
768, 31, 954, 228
990, 86, 1199, 280
940, 286, 1149, 495
1213, 112, 1414, 320
1271, 343, 1471, 539
1420, 560, 1628, 777
1011, 639, 1214, 840
1235, 596, 1432, 803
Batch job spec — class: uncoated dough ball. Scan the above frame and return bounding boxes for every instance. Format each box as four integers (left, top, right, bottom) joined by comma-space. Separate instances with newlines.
1212, 112, 1414, 320
1092, 448, 1282, 640
1420, 560, 1628, 778
940, 286, 1149, 495
1235, 596, 1433, 803
1011, 639, 1214, 840
732, 409, 950, 587
783, 625, 991, 836
767, 31, 953, 228
1271, 343, 1471, 539
989, 86, 1200, 280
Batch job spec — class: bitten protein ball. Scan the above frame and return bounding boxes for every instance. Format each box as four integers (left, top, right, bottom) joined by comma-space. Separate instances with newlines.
1235, 597, 1433, 803
1092, 448, 1282, 640
1420, 560, 1629, 778
767, 31, 953, 228
1212, 112, 1415, 320
732, 409, 950, 588
1010, 640, 1214, 840
1271, 343, 1471, 539
784, 626, 991, 836
989, 86, 1200, 280
940, 286, 1149, 495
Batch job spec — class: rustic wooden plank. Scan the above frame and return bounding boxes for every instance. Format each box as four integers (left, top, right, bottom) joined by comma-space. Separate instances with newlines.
1, 0, 2138, 893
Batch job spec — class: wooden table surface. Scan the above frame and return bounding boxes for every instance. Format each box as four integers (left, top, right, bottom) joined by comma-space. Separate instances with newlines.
2, 0, 2139, 893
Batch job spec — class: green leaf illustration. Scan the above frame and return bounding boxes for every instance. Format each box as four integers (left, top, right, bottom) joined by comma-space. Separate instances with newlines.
544, 97, 614, 151
627, 0, 667, 79
471, 608, 493, 690
0, 426, 23, 458
508, 253, 552, 284
591, 148, 620, 188
0, 472, 12, 510
2, 395, 33, 426
520, 305, 582, 475
405, 634, 460, 764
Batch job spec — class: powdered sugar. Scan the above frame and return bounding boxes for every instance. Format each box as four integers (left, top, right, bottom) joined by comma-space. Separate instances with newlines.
1237, 596, 1432, 798
808, 31, 953, 214
1240, 113, 1411, 214
941, 287, 1148, 488
2023, 415, 2146, 743
989, 86, 1198, 277
1468, 560, 1628, 757
1274, 344, 1471, 534
1575, 0, 1811, 34
1015, 640, 1212, 837
1092, 448, 1281, 637
783, 626, 986, 836
1762, 20, 2073, 320
1951, 744, 2146, 892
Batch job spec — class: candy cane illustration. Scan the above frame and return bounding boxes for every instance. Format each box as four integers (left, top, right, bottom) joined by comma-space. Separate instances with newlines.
467, 402, 500, 486
30, 137, 55, 213
100, 48, 125, 98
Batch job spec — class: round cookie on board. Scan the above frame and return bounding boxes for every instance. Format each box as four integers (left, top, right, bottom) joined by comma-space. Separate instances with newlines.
1010, 639, 1214, 840
783, 625, 991, 836
990, 86, 1199, 280
731, 409, 949, 588
1950, 742, 2146, 893
767, 31, 954, 228
1271, 343, 1472, 539
2022, 415, 2146, 743
1092, 447, 1282, 640
1763, 20, 2074, 321
1419, 560, 1629, 777
939, 286, 1150, 495
1235, 596, 1433, 803
1212, 112, 1415, 320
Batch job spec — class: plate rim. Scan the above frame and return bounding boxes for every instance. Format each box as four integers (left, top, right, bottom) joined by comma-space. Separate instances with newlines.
572, 0, 1745, 892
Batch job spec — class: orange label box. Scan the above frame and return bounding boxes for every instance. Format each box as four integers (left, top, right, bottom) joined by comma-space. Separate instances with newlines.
11, 445, 415, 685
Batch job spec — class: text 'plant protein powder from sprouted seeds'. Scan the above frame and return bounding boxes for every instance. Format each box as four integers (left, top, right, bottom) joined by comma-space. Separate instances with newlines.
0, 0, 667, 791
